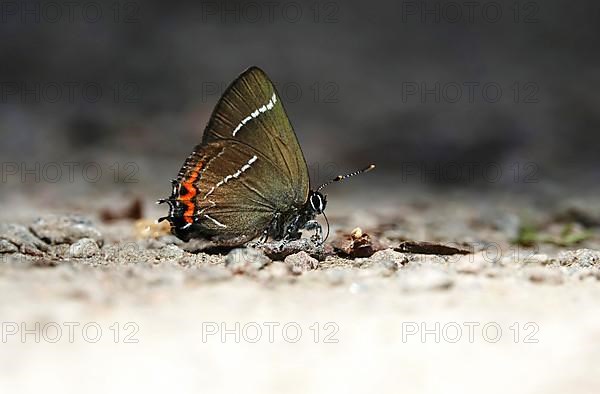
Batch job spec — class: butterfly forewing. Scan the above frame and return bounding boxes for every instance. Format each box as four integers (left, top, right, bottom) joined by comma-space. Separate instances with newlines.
201, 67, 310, 206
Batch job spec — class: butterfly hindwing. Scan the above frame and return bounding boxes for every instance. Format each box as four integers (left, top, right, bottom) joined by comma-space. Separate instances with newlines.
192, 140, 296, 239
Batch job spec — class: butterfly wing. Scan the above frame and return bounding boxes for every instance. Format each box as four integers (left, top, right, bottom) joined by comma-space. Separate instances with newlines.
189, 139, 297, 243
201, 67, 310, 206
161, 67, 310, 245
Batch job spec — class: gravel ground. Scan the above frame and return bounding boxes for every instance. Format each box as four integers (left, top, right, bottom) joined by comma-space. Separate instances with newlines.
1, 189, 600, 393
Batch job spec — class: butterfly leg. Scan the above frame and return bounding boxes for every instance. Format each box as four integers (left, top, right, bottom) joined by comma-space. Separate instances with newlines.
247, 229, 268, 248
280, 214, 302, 242
258, 227, 269, 243
304, 220, 323, 244
253, 212, 282, 245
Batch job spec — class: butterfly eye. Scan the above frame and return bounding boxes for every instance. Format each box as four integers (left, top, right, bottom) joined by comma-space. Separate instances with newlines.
310, 192, 326, 214
321, 194, 328, 210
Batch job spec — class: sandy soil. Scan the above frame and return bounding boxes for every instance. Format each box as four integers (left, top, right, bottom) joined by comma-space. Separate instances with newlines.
1, 188, 600, 394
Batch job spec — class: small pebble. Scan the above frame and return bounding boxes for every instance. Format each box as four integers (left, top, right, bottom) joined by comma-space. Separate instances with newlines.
30, 215, 103, 245
0, 223, 48, 255
370, 249, 409, 267
68, 238, 100, 258
256, 238, 326, 261
284, 251, 319, 275
557, 249, 600, 267
0, 239, 19, 254
332, 230, 384, 258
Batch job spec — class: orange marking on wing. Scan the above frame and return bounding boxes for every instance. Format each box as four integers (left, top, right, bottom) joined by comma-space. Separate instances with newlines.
178, 161, 204, 224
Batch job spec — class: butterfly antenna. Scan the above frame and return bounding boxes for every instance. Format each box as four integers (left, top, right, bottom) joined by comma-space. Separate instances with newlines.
316, 164, 375, 192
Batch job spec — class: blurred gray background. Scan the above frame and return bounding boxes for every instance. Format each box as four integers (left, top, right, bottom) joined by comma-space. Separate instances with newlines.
0, 0, 599, 199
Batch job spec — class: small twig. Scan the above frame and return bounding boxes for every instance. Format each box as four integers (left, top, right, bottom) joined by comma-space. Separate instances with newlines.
395, 241, 470, 255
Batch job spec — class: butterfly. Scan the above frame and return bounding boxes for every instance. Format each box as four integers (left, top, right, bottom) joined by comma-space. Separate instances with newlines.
158, 66, 373, 246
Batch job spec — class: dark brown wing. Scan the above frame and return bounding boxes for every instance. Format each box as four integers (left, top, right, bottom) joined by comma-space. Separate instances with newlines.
188, 139, 296, 242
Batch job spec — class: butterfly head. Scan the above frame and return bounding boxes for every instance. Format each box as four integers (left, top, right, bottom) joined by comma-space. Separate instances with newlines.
308, 190, 327, 215
306, 164, 375, 243
308, 165, 375, 216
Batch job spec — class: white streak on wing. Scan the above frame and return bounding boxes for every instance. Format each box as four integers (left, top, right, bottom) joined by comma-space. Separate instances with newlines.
203, 155, 258, 199
232, 93, 278, 136
198, 200, 216, 215
204, 214, 227, 228
203, 186, 216, 198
